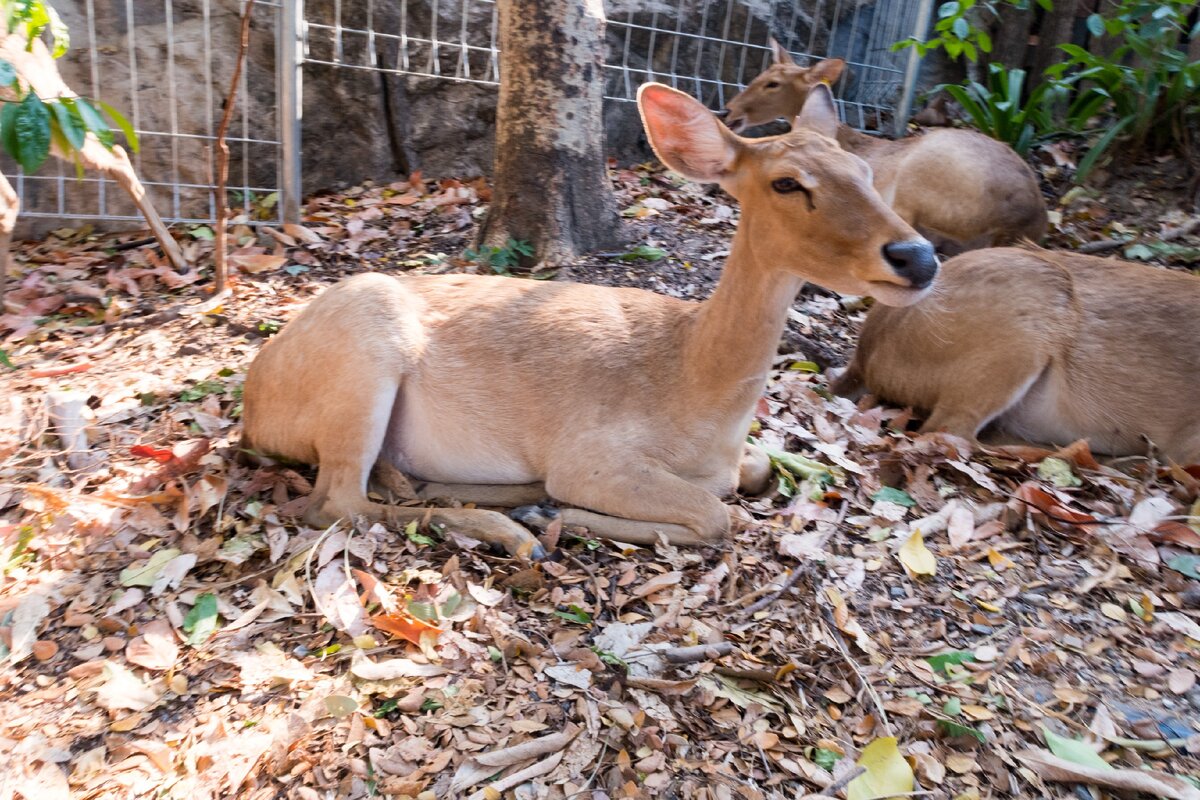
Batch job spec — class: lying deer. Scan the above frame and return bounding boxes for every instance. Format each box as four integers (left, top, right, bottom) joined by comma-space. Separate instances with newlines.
722, 42, 1047, 252
833, 246, 1200, 464
0, 34, 186, 300
243, 83, 938, 555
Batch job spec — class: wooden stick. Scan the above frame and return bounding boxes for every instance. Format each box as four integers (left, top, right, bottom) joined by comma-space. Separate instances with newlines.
212, 0, 256, 296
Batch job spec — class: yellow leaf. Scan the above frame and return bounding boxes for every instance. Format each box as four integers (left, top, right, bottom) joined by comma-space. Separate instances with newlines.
987, 548, 1014, 570
1100, 602, 1127, 622
898, 530, 937, 577
847, 737, 915, 800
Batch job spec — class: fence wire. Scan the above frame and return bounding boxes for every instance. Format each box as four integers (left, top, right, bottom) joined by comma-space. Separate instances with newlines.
3, 0, 925, 228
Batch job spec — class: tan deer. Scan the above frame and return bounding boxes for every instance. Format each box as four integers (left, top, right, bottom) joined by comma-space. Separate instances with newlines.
833, 246, 1200, 464
722, 42, 1047, 252
0, 34, 186, 301
242, 83, 938, 556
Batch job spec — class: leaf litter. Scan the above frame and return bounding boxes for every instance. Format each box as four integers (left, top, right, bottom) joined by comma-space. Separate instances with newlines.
0, 165, 1198, 798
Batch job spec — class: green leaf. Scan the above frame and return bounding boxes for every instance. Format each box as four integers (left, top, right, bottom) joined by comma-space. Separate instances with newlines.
871, 486, 917, 508
1166, 554, 1200, 580
1075, 116, 1133, 182
0, 59, 16, 87
943, 696, 963, 716
72, 97, 113, 149
46, 5, 69, 58
189, 225, 215, 240
952, 16, 970, 40
926, 650, 975, 673
407, 600, 438, 622
48, 99, 84, 151
1043, 726, 1112, 771
404, 520, 437, 546
1038, 457, 1081, 487
182, 592, 220, 646
938, 718, 986, 742
0, 349, 13, 369
119, 548, 182, 587
1087, 13, 1106, 37
938, 2, 961, 19
97, 100, 138, 152
554, 604, 592, 625
1123, 243, 1155, 260
12, 92, 51, 172
619, 244, 668, 262
813, 747, 841, 772
324, 695, 359, 718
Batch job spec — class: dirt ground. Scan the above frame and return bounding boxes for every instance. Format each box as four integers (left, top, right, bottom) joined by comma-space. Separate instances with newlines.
1, 141, 1199, 800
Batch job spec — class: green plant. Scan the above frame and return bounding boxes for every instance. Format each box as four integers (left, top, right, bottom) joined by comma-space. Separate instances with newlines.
463, 238, 534, 275
1046, 0, 1199, 180
893, 0, 1051, 63
933, 63, 1063, 154
0, 0, 137, 174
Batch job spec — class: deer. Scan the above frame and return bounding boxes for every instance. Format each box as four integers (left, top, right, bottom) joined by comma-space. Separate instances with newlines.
242, 82, 939, 557
722, 42, 1048, 252
0, 33, 186, 301
832, 246, 1200, 465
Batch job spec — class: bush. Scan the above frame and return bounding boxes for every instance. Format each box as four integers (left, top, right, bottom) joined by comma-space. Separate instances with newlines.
933, 63, 1062, 155
1046, 0, 1200, 180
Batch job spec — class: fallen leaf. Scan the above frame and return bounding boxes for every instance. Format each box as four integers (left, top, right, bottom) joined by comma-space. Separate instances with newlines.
8, 592, 50, 664
349, 651, 448, 680
1019, 748, 1200, 800
313, 562, 367, 637
1042, 726, 1110, 771
94, 661, 160, 712
1167, 669, 1196, 695
543, 663, 593, 689
898, 529, 937, 577
847, 737, 914, 800
119, 549, 183, 588
125, 619, 179, 671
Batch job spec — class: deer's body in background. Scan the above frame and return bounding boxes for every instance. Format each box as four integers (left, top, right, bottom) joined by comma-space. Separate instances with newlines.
834, 246, 1200, 464
242, 84, 938, 555
0, 34, 185, 300
723, 43, 1047, 253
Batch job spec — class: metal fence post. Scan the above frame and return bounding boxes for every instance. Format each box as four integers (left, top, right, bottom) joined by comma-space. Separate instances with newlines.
894, 0, 933, 137
279, 0, 304, 224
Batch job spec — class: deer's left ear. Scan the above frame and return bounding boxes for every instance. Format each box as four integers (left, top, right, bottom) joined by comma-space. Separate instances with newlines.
770, 38, 795, 66
794, 83, 840, 139
638, 83, 740, 183
807, 58, 846, 85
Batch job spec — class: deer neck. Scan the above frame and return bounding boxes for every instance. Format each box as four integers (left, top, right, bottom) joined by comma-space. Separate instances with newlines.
685, 230, 803, 407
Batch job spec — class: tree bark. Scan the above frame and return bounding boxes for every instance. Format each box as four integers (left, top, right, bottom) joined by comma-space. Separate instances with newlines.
480, 0, 620, 267
989, 1, 1033, 72
1030, 0, 1081, 82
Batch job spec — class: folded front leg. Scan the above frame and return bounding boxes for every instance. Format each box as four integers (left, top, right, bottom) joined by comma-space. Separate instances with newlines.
546, 458, 730, 547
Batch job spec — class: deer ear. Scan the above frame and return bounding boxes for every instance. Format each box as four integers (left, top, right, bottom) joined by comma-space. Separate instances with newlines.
807, 57, 845, 85
794, 82, 840, 139
638, 83, 739, 183
770, 38, 795, 66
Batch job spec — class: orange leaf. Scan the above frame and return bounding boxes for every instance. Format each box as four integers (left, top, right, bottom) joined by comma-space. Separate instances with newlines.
1014, 482, 1095, 527
130, 444, 175, 463
371, 612, 441, 646
1151, 521, 1200, 550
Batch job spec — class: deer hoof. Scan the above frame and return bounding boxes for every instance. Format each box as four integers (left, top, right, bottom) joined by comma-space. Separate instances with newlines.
509, 503, 560, 532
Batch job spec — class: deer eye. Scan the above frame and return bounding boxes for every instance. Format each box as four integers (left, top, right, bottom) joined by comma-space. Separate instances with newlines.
771, 177, 815, 209
765, 81, 781, 89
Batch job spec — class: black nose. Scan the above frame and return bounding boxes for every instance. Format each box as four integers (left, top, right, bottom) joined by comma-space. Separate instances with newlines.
882, 240, 939, 289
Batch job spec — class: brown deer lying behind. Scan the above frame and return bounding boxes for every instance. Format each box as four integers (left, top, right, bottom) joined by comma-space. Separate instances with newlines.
833, 246, 1200, 464
722, 42, 1047, 252
243, 83, 938, 556
0, 34, 186, 300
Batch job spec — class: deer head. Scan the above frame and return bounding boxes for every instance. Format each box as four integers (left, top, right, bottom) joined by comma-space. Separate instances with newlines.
722, 40, 846, 134
638, 82, 937, 305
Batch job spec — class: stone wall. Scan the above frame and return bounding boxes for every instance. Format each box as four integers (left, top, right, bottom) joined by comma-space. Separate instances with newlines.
10, 0, 925, 232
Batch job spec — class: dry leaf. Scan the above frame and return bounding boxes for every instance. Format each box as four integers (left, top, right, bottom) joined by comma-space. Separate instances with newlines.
125, 619, 180, 672
93, 661, 160, 712
9, 592, 50, 664
898, 529, 937, 577
1019, 748, 1200, 800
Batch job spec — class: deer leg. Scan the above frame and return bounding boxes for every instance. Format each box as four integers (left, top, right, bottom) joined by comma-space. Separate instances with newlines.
545, 459, 731, 547
370, 461, 548, 508
0, 170, 17, 304
738, 442, 772, 496
77, 141, 187, 271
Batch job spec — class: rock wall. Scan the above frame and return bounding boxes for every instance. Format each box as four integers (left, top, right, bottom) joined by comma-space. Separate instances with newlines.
10, 0, 925, 233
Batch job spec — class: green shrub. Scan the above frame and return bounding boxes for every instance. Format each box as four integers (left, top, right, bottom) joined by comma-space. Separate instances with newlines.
1047, 0, 1200, 180
933, 63, 1062, 154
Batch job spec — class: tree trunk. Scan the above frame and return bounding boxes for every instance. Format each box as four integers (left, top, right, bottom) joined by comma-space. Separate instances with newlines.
1030, 0, 1081, 82
480, 0, 620, 267
989, 2, 1033, 72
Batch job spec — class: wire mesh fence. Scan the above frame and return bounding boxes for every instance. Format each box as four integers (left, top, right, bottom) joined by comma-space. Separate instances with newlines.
2, 0, 284, 228
4, 0, 926, 229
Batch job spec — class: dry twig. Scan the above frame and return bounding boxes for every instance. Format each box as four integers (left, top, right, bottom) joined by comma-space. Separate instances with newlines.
212, 0, 256, 296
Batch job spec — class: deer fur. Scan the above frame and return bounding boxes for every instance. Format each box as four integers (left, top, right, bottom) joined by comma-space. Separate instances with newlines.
722, 41, 1048, 251
833, 246, 1200, 464
0, 34, 185, 301
242, 83, 938, 555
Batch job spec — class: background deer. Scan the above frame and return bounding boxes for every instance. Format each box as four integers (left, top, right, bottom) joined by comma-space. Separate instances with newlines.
242, 83, 938, 555
0, 34, 186, 300
833, 246, 1200, 464
723, 42, 1048, 252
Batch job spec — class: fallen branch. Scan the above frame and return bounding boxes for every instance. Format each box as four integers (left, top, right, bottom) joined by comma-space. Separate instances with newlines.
660, 641, 735, 664
742, 563, 810, 615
